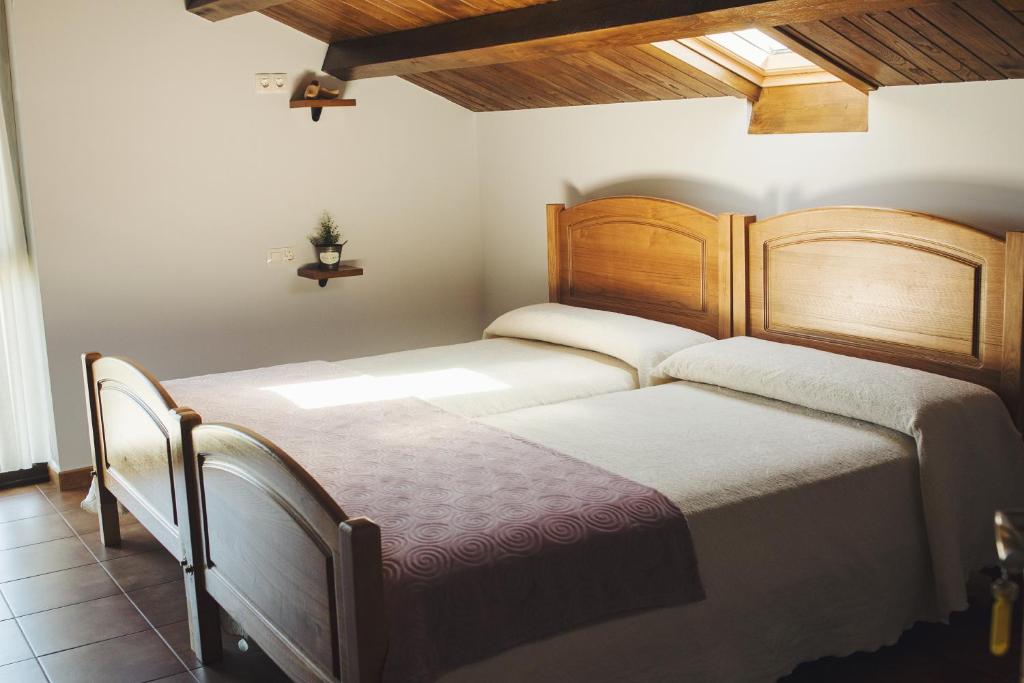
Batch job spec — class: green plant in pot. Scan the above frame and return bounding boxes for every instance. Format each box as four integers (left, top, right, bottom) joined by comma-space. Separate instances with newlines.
308, 211, 348, 271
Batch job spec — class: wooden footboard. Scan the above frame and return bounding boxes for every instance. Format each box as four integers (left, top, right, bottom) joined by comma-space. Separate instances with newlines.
191, 423, 386, 683
83, 352, 222, 662
83, 352, 185, 554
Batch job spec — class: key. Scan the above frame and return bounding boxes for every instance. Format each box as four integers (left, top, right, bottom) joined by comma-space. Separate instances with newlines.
991, 573, 1018, 657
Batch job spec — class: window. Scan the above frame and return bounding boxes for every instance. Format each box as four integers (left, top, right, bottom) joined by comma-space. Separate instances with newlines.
654, 29, 835, 88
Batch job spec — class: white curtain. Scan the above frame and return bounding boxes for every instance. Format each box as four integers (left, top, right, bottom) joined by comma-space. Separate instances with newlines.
0, 0, 56, 473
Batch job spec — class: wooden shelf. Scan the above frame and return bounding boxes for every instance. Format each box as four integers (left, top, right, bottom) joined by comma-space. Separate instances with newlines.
289, 98, 357, 109
289, 98, 356, 121
297, 263, 363, 288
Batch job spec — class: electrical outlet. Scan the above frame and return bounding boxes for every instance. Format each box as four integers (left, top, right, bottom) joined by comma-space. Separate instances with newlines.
266, 247, 296, 264
254, 73, 288, 94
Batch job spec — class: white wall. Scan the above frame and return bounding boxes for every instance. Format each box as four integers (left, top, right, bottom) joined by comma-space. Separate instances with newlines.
10, 0, 1024, 472
476, 80, 1024, 320
10, 0, 483, 470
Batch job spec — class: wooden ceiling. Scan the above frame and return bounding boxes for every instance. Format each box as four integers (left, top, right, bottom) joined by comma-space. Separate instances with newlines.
192, 0, 1024, 112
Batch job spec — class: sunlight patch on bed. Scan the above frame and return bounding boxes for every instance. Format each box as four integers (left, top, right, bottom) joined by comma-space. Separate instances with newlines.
262, 369, 510, 409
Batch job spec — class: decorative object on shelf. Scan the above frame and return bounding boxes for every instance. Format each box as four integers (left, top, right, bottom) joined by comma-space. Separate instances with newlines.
291, 78, 356, 121
307, 211, 348, 270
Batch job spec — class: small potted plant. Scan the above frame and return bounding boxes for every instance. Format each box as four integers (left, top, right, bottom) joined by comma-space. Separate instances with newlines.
308, 211, 348, 270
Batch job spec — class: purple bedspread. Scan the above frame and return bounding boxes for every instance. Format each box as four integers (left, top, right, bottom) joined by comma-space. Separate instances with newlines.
167, 362, 703, 682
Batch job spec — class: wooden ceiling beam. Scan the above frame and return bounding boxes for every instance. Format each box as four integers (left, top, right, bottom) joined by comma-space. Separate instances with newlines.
761, 26, 877, 92
322, 0, 928, 80
186, 0, 291, 22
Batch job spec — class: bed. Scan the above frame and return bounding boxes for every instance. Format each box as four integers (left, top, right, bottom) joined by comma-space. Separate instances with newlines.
84, 204, 1024, 682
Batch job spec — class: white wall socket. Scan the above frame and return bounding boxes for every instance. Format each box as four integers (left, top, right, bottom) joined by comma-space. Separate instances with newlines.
266, 247, 296, 264
255, 73, 288, 94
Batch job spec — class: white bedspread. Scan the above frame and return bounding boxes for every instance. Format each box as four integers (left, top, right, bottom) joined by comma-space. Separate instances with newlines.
332, 337, 638, 417
457, 375, 1024, 682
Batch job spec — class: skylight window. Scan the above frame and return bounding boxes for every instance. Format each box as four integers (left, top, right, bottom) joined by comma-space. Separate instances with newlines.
704, 29, 814, 72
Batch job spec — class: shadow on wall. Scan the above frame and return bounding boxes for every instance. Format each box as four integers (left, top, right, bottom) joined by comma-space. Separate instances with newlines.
563, 177, 762, 216
792, 177, 1023, 238
562, 176, 1021, 238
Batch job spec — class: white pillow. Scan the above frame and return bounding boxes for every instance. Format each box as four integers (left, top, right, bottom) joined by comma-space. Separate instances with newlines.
483, 303, 714, 386
654, 336, 1007, 437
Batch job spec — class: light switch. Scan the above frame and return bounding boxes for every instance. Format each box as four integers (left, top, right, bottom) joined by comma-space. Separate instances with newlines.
255, 73, 288, 94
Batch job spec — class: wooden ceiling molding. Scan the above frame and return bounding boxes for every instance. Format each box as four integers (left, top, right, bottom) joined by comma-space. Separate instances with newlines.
209, 0, 1024, 114
318, 0, 930, 80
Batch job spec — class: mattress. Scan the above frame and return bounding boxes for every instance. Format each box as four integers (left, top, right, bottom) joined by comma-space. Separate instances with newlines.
449, 382, 951, 682
331, 337, 638, 417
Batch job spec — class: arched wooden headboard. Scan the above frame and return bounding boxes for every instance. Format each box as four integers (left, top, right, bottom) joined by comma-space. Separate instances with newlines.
732, 207, 1024, 426
547, 196, 736, 339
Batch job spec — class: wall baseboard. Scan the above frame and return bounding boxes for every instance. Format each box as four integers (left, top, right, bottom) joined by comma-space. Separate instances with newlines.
48, 464, 93, 491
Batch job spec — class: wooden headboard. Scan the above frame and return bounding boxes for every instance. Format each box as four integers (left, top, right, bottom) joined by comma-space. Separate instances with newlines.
732, 206, 1024, 425
547, 196, 735, 339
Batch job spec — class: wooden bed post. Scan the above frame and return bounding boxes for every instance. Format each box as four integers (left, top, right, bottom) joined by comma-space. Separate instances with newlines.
547, 203, 565, 303
1001, 231, 1024, 431
729, 215, 755, 337
172, 408, 223, 664
82, 352, 121, 547
716, 214, 733, 339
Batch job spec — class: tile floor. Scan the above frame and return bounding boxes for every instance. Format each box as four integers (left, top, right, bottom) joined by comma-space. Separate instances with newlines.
0, 482, 289, 683
0, 481, 1019, 682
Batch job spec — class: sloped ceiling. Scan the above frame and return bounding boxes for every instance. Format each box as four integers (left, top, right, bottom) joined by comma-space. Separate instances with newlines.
199, 0, 1024, 111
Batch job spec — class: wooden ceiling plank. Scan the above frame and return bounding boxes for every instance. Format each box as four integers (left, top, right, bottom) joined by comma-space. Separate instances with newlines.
849, 13, 961, 82
606, 47, 706, 99
637, 45, 739, 97
511, 57, 626, 105
785, 20, 916, 85
429, 67, 533, 109
187, 0, 290, 21
559, 53, 663, 102
867, 11, 982, 80
649, 41, 761, 100
825, 16, 938, 83
956, 0, 1024, 60
485, 62, 579, 108
577, 51, 693, 100
896, 6, 1007, 79
916, 3, 1024, 76
762, 26, 877, 91
321, 0, 928, 80
401, 73, 493, 111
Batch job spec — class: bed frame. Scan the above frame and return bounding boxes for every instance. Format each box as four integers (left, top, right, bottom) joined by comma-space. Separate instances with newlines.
547, 196, 737, 339
731, 207, 1024, 428
83, 202, 1024, 683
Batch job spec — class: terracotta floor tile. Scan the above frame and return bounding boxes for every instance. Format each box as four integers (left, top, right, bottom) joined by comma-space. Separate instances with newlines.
81, 522, 163, 561
39, 629, 186, 683
158, 620, 202, 670
42, 488, 87, 513
103, 549, 182, 592
0, 536, 94, 582
0, 513, 73, 551
151, 673, 198, 682
0, 619, 32, 666
130, 579, 187, 627
18, 593, 149, 656
0, 657, 47, 683
0, 484, 41, 499
0, 493, 53, 524
59, 506, 100, 535
2, 563, 120, 616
